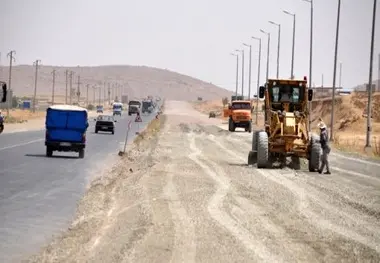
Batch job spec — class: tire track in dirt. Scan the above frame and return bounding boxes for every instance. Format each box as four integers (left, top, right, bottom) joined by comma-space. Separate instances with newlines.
161, 123, 196, 263
207, 134, 380, 256
221, 131, 380, 215
187, 132, 282, 262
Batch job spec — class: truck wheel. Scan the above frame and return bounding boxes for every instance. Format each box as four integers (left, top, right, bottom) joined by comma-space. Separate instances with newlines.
228, 118, 235, 132
248, 151, 257, 165
111, 130, 114, 134
257, 131, 269, 168
95, 129, 98, 133
46, 146, 53, 157
79, 149, 85, 159
309, 138, 321, 172
247, 122, 252, 133
251, 130, 260, 151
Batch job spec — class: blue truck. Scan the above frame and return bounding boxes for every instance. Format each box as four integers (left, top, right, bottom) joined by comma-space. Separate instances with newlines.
45, 105, 89, 158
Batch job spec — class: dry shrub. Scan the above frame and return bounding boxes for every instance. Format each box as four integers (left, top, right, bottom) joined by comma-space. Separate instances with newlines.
333, 132, 380, 157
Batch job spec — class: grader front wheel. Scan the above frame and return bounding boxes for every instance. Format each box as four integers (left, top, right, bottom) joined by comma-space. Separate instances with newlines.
257, 131, 269, 168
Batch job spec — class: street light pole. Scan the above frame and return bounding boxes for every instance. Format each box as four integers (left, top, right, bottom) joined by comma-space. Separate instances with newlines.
252, 37, 262, 125
269, 21, 281, 79
339, 62, 342, 88
243, 43, 252, 100
230, 53, 239, 97
365, 0, 378, 149
302, 0, 314, 132
6, 51, 16, 116
283, 10, 296, 79
330, 0, 341, 142
236, 49, 245, 97
86, 84, 89, 107
260, 29, 271, 82
32, 60, 41, 113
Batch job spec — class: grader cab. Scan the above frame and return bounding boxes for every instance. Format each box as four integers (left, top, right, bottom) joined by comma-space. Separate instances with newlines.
247, 77, 321, 171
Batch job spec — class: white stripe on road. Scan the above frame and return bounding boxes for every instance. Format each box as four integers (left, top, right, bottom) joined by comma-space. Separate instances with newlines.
0, 138, 44, 151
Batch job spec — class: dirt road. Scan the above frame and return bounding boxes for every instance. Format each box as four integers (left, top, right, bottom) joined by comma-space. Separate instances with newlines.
28, 101, 380, 263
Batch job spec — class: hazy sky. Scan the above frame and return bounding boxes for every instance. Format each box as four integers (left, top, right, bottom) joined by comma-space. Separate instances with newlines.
1, 0, 379, 93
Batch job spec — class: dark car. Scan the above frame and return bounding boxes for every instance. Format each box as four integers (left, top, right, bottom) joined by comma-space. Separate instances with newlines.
95, 115, 117, 134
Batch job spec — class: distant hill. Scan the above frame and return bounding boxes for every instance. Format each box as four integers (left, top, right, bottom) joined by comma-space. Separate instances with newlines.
0, 65, 233, 101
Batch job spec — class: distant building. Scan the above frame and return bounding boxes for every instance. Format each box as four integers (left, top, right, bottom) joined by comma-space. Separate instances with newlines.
313, 86, 342, 98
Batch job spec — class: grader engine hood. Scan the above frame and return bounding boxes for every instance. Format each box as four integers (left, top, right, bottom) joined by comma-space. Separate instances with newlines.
283, 112, 296, 134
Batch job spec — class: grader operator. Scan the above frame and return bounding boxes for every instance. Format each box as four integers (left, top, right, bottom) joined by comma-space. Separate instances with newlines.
247, 77, 321, 171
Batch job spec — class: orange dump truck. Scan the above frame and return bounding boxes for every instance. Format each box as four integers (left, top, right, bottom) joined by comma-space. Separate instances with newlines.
223, 100, 253, 132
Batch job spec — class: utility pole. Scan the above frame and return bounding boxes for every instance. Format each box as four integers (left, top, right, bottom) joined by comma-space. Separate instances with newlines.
86, 84, 89, 107
269, 21, 281, 78
235, 49, 245, 97
76, 75, 81, 104
283, 10, 296, 79
330, 0, 341, 142
98, 85, 101, 106
252, 36, 262, 125
230, 53, 239, 97
7, 51, 16, 116
65, 70, 68, 104
69, 71, 74, 105
32, 59, 41, 113
108, 83, 111, 104
365, 0, 377, 149
260, 29, 270, 82
51, 69, 57, 105
243, 43, 252, 100
103, 82, 106, 105
92, 86, 96, 105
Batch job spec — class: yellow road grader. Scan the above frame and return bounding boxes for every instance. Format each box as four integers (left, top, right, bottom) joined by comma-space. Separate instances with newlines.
247, 77, 321, 171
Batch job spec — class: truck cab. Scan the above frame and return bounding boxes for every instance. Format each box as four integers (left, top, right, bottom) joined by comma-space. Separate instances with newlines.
223, 100, 253, 132
96, 105, 104, 113
128, 100, 141, 115
142, 100, 153, 114
45, 105, 89, 158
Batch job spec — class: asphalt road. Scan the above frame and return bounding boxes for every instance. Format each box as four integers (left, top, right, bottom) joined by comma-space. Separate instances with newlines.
0, 109, 158, 262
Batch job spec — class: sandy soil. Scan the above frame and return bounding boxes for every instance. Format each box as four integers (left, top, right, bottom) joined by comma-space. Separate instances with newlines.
26, 100, 380, 263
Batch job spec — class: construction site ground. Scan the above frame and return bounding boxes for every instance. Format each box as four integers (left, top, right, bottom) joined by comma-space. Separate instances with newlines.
27, 100, 380, 263
193, 93, 380, 157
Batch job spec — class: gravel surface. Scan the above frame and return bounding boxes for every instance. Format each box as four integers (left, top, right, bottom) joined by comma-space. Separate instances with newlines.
26, 100, 380, 263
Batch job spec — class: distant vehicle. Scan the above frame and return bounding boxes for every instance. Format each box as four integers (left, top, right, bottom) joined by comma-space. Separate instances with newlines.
113, 102, 123, 116
45, 105, 89, 158
128, 105, 140, 116
96, 105, 103, 113
95, 114, 116, 134
142, 100, 153, 114
0, 81, 7, 103
128, 100, 141, 115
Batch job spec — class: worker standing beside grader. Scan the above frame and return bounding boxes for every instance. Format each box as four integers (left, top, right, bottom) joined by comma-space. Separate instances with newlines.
247, 76, 323, 172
